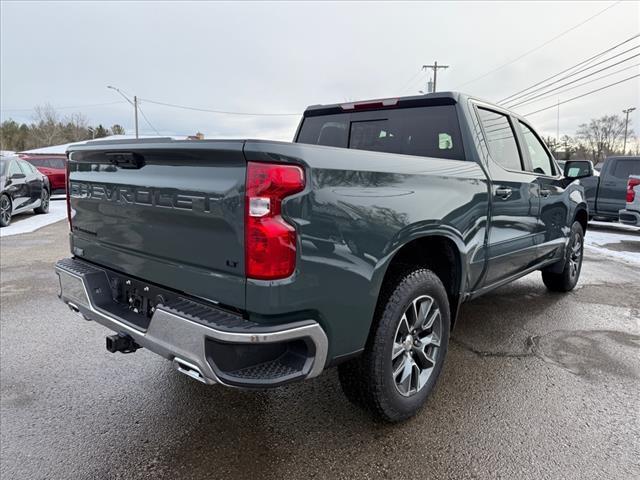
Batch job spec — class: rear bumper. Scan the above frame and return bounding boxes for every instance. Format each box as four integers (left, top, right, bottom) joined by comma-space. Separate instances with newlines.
55, 258, 328, 387
618, 209, 640, 226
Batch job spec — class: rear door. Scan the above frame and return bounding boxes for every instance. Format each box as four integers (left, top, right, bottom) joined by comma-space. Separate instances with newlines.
515, 120, 568, 262
475, 106, 541, 286
598, 158, 640, 215
6, 159, 30, 211
67, 140, 247, 309
18, 159, 43, 205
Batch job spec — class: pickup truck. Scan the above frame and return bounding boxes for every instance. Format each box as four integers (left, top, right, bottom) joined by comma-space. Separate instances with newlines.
56, 92, 590, 422
579, 156, 640, 221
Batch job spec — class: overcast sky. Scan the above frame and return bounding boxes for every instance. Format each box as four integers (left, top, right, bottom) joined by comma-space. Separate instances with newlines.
1, 1, 639, 142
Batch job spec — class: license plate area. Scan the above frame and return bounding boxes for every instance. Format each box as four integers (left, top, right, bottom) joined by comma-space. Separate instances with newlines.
98, 272, 179, 331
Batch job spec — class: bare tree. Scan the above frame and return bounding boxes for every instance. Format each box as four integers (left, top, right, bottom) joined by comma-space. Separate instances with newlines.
27, 103, 64, 148
576, 114, 631, 165
64, 112, 90, 142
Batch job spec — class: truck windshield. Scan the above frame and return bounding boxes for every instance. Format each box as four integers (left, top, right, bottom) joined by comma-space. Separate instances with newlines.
297, 105, 464, 161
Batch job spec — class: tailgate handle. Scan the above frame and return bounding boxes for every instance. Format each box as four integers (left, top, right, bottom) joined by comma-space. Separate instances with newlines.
106, 152, 145, 169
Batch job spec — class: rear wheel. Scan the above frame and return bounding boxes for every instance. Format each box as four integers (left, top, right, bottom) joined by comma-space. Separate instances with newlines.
0, 194, 11, 227
338, 268, 450, 422
34, 189, 49, 214
542, 221, 584, 292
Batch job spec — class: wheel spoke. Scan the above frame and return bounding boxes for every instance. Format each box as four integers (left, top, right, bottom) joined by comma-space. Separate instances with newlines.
392, 342, 405, 360
413, 345, 436, 370
422, 308, 440, 332
396, 356, 413, 394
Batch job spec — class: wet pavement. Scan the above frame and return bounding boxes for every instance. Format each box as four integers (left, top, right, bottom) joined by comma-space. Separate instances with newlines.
1, 220, 639, 479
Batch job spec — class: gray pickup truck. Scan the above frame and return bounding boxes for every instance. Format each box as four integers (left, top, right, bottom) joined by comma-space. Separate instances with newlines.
579, 156, 640, 221
56, 92, 590, 421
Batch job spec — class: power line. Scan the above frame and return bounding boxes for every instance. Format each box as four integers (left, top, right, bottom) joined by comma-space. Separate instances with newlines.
0, 101, 126, 112
139, 98, 301, 116
522, 74, 640, 117
398, 68, 424, 94
507, 55, 640, 109
137, 104, 161, 136
455, 1, 622, 89
502, 43, 640, 107
499, 33, 640, 104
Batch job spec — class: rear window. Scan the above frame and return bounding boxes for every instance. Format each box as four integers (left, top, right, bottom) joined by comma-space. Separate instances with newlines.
612, 159, 640, 180
297, 105, 465, 160
25, 157, 66, 169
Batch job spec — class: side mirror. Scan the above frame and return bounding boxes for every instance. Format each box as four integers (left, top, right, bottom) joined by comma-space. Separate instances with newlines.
10, 173, 26, 180
564, 160, 593, 180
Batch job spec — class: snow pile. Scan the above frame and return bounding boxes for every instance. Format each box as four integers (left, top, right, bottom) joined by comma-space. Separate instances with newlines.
585, 222, 640, 266
0, 199, 67, 237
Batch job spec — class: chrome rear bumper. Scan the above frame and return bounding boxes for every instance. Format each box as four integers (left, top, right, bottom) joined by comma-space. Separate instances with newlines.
55, 258, 328, 387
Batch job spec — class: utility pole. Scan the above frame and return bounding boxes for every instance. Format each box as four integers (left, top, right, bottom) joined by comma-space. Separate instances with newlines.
107, 85, 139, 139
622, 107, 636, 154
422, 61, 449, 93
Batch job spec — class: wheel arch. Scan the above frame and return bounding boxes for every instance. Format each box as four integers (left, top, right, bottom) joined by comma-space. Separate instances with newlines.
371, 230, 467, 334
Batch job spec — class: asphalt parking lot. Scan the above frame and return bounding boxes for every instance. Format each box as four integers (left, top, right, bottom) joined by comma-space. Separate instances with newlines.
1, 219, 639, 480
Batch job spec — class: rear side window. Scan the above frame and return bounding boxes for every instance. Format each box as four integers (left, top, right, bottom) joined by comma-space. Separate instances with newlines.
477, 108, 522, 171
612, 159, 640, 179
297, 105, 465, 160
26, 158, 48, 167
518, 121, 555, 176
7, 160, 23, 176
49, 158, 66, 169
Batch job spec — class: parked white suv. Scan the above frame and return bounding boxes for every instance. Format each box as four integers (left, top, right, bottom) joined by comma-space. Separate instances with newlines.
619, 175, 640, 226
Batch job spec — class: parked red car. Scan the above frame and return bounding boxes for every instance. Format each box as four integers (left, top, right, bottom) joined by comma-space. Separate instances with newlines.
21, 155, 66, 194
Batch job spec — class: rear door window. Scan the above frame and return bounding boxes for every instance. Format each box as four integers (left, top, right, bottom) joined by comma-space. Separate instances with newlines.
477, 108, 523, 171
518, 121, 555, 176
297, 105, 465, 160
612, 159, 640, 179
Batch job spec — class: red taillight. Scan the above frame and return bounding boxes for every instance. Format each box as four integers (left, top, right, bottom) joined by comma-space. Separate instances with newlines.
340, 98, 399, 111
66, 158, 72, 231
245, 162, 305, 280
627, 177, 640, 203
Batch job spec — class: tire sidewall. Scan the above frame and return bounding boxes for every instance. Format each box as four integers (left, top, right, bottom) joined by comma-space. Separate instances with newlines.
374, 270, 450, 420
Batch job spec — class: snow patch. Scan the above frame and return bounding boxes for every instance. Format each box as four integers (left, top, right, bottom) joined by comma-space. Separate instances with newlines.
0, 200, 67, 237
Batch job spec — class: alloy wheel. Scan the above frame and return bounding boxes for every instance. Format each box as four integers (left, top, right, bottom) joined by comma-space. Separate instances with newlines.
41, 190, 49, 211
568, 232, 582, 278
392, 295, 442, 397
0, 196, 11, 225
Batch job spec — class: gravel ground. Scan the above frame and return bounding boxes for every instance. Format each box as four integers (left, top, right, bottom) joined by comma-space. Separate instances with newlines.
1, 220, 639, 480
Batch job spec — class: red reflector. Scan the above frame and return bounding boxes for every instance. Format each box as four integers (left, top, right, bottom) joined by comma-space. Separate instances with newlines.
627, 177, 640, 203
245, 162, 305, 280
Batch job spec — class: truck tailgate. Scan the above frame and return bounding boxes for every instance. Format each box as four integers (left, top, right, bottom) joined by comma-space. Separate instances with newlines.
67, 140, 246, 309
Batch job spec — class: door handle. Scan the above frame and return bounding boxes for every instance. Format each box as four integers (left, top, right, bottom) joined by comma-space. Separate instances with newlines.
495, 187, 513, 199
540, 189, 551, 197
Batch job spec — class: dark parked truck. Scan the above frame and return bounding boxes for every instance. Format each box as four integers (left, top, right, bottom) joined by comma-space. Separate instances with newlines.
577, 156, 640, 221
56, 93, 590, 421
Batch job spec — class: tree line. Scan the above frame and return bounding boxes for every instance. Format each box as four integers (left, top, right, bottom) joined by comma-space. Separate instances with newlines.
1, 104, 636, 163
0, 104, 126, 152
542, 113, 636, 165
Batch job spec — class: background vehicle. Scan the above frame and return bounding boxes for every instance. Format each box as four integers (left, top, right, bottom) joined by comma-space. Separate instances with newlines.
55, 92, 589, 422
0, 155, 50, 227
21, 155, 67, 194
619, 174, 640, 226
580, 156, 640, 221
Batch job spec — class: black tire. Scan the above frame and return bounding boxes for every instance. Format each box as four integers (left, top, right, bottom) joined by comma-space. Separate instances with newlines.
0, 194, 12, 227
338, 268, 450, 422
34, 189, 49, 214
542, 221, 584, 292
